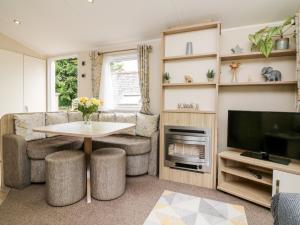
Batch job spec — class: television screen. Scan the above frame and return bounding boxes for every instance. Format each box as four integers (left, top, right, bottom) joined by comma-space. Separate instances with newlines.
227, 110, 300, 160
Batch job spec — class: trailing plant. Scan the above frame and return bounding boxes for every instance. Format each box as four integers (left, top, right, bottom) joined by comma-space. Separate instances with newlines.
206, 69, 216, 79
248, 16, 295, 57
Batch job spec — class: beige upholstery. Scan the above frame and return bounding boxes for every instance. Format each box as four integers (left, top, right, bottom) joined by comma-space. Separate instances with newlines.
27, 136, 83, 160
68, 111, 83, 122
115, 113, 136, 135
45, 150, 86, 206
92, 134, 150, 155
91, 148, 126, 200
46, 112, 68, 137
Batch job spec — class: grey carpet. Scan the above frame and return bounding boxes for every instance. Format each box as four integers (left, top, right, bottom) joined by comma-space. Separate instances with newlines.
0, 175, 273, 225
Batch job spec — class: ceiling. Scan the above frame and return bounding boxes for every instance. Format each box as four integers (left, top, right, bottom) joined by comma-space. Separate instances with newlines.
0, 0, 299, 56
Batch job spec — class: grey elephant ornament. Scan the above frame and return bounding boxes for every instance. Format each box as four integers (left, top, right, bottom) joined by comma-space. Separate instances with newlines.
261, 67, 282, 81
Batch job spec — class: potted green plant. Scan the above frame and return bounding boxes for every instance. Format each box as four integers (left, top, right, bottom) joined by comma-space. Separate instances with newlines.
206, 69, 215, 82
248, 16, 295, 57
163, 72, 171, 83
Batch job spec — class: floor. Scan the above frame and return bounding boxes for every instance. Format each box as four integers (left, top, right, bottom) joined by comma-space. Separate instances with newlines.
0, 175, 273, 225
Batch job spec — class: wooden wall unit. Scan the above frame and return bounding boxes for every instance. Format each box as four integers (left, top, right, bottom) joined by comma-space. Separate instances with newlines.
159, 21, 220, 189
159, 112, 217, 188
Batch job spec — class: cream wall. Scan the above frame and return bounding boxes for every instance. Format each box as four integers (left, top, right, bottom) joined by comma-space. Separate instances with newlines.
218, 22, 297, 152
0, 33, 45, 59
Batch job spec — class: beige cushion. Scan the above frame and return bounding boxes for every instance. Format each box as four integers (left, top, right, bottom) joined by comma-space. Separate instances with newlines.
46, 112, 68, 137
99, 112, 115, 122
14, 113, 46, 141
136, 113, 159, 137
115, 113, 136, 135
68, 111, 83, 122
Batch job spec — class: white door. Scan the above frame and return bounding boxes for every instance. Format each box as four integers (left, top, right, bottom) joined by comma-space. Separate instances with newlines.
0, 49, 23, 116
272, 170, 300, 196
23, 55, 46, 112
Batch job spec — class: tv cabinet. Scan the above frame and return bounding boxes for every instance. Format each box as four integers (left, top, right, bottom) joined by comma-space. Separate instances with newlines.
218, 149, 300, 208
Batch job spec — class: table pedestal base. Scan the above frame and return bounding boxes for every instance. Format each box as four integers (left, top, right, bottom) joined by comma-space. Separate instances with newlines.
84, 137, 92, 203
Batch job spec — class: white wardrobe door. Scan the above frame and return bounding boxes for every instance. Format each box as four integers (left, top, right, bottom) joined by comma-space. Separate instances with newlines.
24, 55, 46, 112
0, 49, 23, 116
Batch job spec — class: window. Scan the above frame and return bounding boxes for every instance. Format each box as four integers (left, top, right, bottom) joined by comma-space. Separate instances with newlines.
100, 53, 141, 111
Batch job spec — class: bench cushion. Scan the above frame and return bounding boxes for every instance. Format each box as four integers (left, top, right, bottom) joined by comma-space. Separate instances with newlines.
92, 134, 151, 156
27, 136, 83, 160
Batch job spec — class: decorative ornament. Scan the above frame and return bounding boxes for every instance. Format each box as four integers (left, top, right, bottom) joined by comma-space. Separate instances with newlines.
229, 62, 241, 82
231, 45, 244, 54
184, 75, 193, 83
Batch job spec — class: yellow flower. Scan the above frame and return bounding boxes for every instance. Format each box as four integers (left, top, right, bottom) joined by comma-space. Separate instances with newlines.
79, 97, 88, 104
91, 98, 100, 106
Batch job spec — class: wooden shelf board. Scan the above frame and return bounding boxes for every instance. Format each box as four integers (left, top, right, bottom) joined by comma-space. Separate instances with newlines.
163, 110, 216, 114
163, 21, 219, 35
163, 52, 217, 62
219, 81, 297, 87
221, 166, 272, 186
219, 149, 300, 175
218, 180, 272, 208
221, 49, 296, 61
163, 82, 217, 87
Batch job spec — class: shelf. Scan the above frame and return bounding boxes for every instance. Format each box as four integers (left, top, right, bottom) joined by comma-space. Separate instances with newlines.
219, 81, 297, 87
163, 110, 216, 114
221, 49, 296, 61
163, 82, 217, 87
163, 52, 217, 62
219, 149, 300, 175
218, 180, 272, 208
221, 166, 272, 186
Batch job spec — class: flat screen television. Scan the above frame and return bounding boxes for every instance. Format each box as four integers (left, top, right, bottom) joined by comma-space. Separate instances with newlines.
227, 110, 300, 165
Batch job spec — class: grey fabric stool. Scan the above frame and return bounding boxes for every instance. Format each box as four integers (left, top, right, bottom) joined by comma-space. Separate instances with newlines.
91, 148, 126, 200
45, 150, 86, 206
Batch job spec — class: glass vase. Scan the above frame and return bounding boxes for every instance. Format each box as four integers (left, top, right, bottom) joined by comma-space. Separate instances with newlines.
83, 114, 92, 125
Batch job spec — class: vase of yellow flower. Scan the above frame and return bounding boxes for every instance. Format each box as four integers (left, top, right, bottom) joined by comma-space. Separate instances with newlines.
72, 97, 102, 125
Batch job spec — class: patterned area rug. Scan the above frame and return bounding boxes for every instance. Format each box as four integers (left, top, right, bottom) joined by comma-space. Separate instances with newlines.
143, 190, 248, 225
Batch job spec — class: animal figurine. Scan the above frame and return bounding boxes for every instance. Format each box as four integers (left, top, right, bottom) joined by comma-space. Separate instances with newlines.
261, 67, 282, 81
184, 75, 193, 83
229, 62, 241, 82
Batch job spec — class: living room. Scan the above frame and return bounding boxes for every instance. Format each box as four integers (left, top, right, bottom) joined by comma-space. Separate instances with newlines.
0, 1, 300, 225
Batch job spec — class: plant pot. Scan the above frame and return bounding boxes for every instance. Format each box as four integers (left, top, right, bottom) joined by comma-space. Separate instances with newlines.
275, 38, 289, 50
164, 80, 170, 84
207, 77, 214, 82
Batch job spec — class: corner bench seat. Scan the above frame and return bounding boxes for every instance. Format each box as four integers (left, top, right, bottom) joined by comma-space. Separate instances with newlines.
27, 136, 83, 160
92, 134, 151, 156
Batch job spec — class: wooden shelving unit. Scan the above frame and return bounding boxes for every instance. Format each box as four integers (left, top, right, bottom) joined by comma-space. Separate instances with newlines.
218, 149, 300, 208
162, 82, 217, 87
221, 49, 296, 61
163, 52, 217, 62
219, 81, 297, 87
160, 21, 221, 189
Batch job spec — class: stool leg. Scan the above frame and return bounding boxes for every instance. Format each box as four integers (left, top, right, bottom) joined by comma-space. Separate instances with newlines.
84, 137, 92, 203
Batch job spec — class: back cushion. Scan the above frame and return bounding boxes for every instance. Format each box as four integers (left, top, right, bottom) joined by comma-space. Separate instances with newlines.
46, 112, 68, 137
136, 113, 159, 137
99, 112, 115, 122
14, 113, 46, 141
115, 113, 136, 135
68, 111, 83, 122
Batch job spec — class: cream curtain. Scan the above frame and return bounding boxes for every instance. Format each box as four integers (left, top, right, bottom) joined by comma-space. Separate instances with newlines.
296, 11, 300, 111
90, 51, 103, 99
138, 45, 152, 114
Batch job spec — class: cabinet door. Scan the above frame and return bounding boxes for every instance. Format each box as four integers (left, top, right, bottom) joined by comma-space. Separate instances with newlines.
24, 56, 46, 112
0, 49, 23, 116
272, 170, 300, 196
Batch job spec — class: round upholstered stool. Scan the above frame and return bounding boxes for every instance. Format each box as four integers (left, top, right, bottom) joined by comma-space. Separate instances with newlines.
91, 148, 126, 200
45, 150, 86, 206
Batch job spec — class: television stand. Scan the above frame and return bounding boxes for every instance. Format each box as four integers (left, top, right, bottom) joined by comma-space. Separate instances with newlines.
218, 149, 300, 208
241, 151, 291, 165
